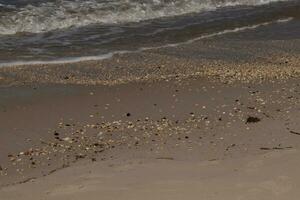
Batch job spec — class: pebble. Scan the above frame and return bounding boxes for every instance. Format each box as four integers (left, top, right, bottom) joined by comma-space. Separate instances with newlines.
246, 116, 261, 124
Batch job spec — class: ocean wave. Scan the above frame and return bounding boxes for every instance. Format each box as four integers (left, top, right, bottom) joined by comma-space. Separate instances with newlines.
0, 17, 293, 67
0, 0, 289, 35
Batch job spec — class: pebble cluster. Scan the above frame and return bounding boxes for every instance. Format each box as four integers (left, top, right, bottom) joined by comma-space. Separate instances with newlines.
1, 115, 217, 177
0, 51, 300, 86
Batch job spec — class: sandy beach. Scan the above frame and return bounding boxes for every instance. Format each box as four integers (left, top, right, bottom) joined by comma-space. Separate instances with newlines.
1, 8, 300, 199
1, 73, 300, 199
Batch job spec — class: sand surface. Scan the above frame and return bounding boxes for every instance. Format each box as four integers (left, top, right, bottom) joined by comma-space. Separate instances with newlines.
1, 20, 300, 199
1, 149, 300, 200
1, 77, 300, 199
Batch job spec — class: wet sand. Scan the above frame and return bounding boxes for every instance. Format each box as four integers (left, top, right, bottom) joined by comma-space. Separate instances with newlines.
1, 76, 300, 199
2, 149, 300, 200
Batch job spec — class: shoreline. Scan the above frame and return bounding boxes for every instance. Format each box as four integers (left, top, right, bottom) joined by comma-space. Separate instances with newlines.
1, 50, 300, 87
1, 17, 300, 87
0, 16, 294, 69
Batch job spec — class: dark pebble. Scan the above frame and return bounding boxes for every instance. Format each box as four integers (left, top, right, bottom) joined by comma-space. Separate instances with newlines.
246, 116, 261, 123
290, 130, 300, 136
75, 154, 86, 160
260, 147, 271, 150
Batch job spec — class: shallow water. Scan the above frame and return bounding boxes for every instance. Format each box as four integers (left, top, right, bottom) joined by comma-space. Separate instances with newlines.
0, 0, 299, 66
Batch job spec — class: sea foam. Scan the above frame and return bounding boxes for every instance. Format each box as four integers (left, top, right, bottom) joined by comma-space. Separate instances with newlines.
0, 0, 290, 35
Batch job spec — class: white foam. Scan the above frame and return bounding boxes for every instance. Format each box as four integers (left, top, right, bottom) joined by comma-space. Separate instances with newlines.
0, 17, 293, 68
174, 17, 294, 45
0, 0, 290, 35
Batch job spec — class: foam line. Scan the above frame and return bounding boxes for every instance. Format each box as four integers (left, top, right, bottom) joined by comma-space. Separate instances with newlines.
0, 0, 289, 35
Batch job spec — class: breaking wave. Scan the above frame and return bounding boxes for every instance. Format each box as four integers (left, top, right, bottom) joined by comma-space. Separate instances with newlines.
0, 0, 289, 35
